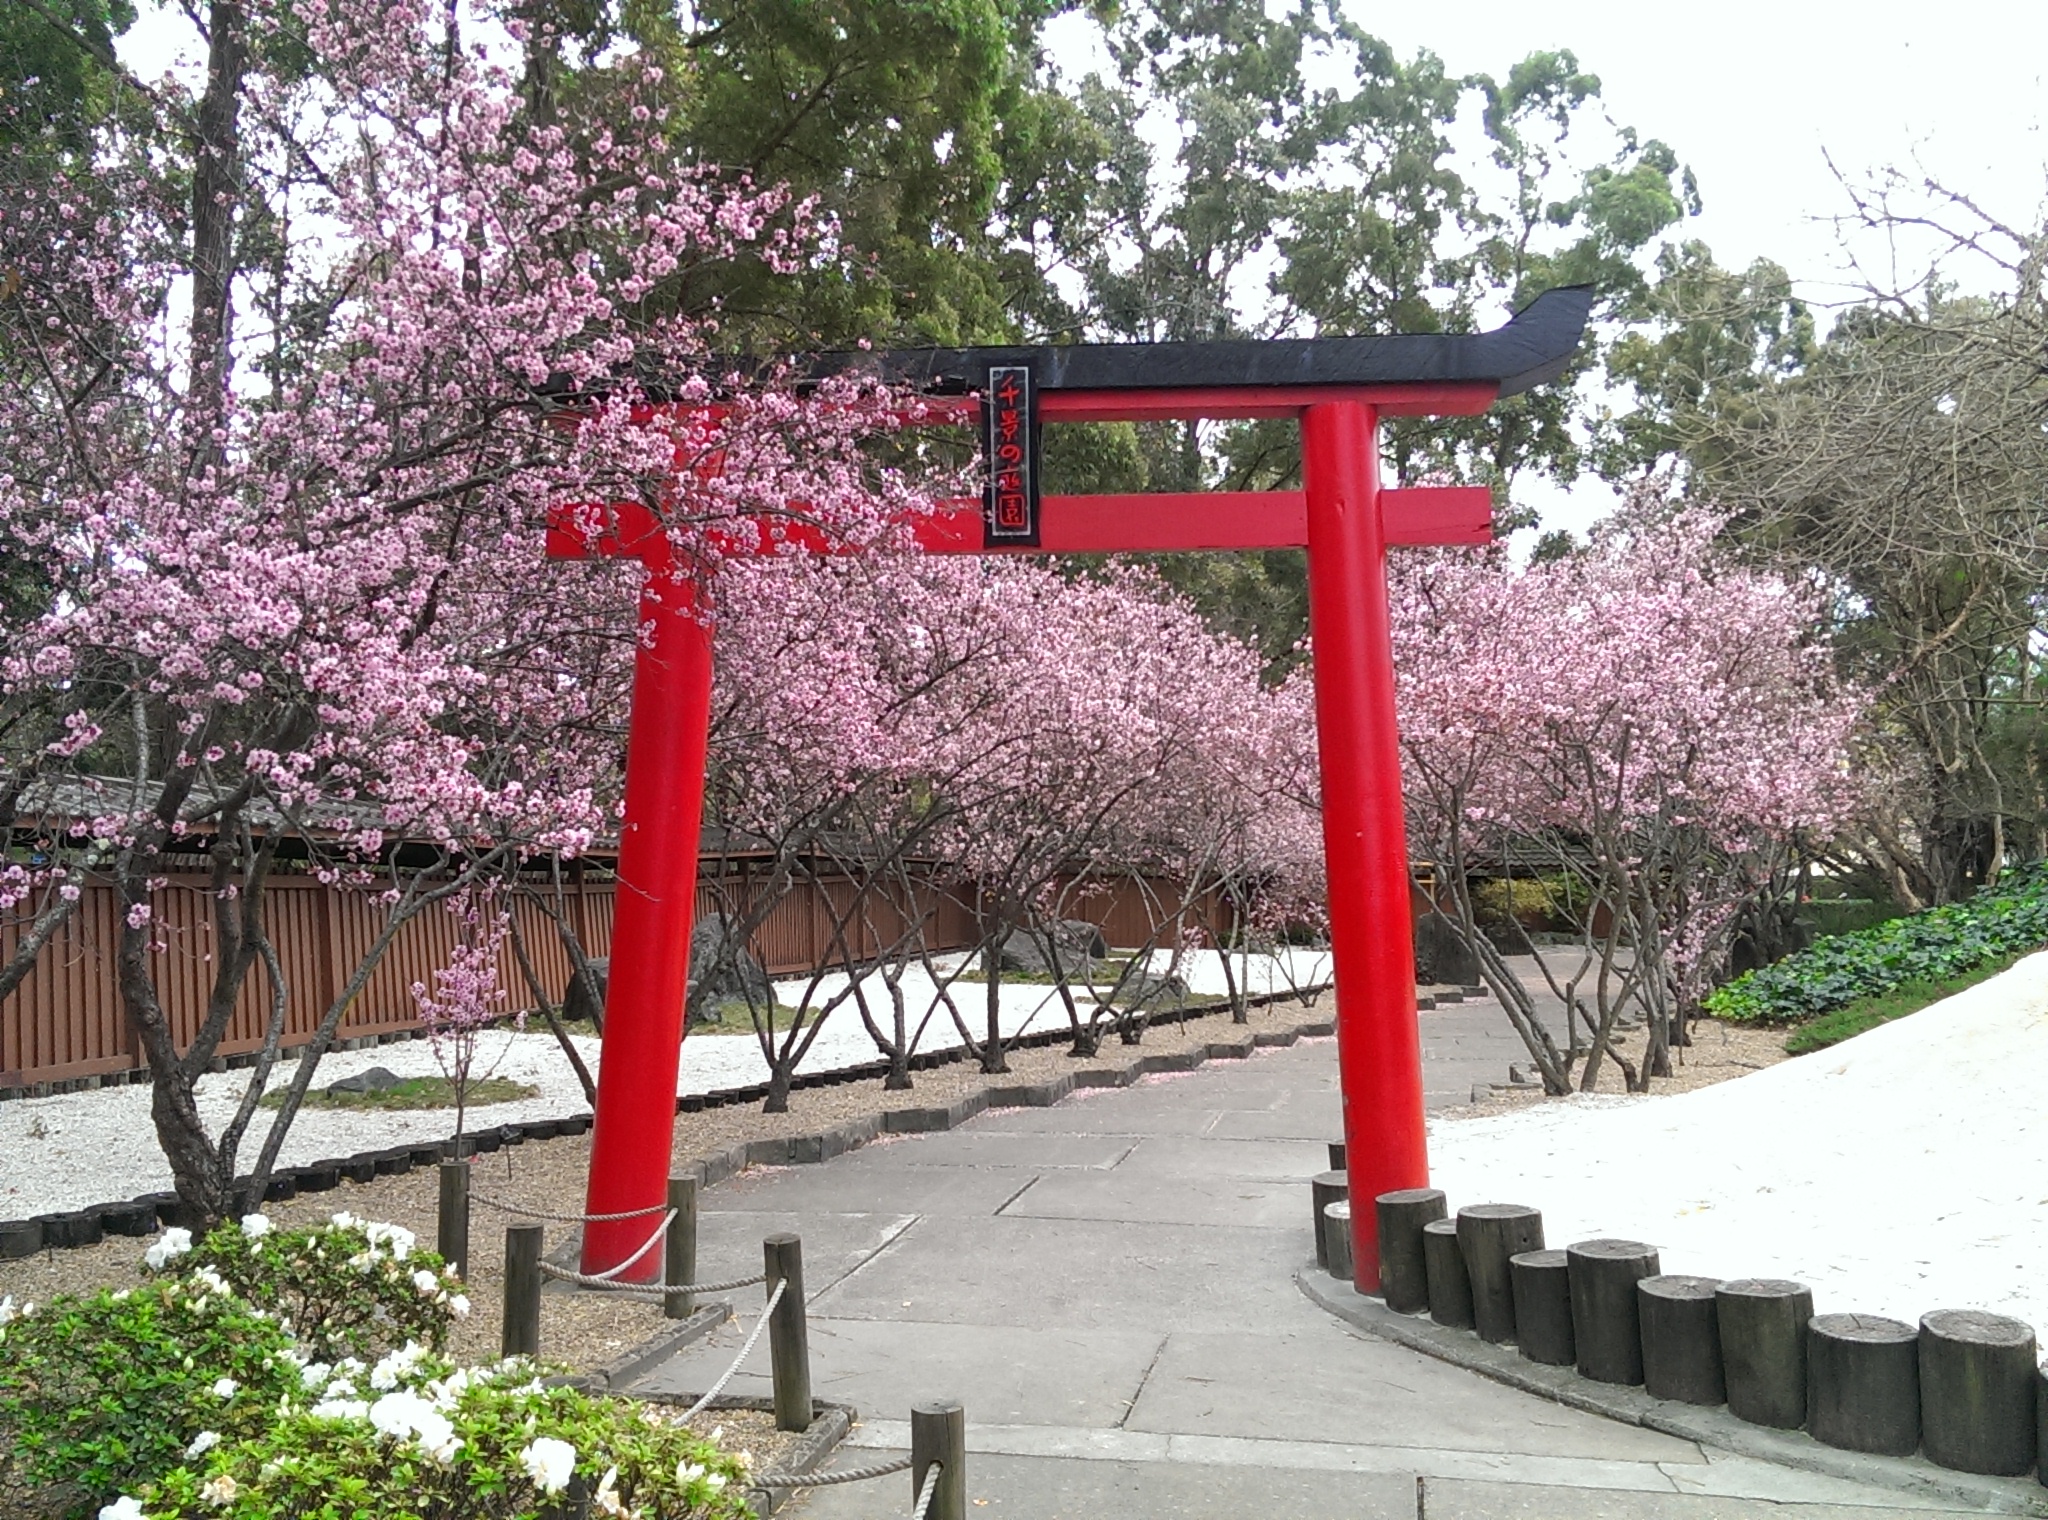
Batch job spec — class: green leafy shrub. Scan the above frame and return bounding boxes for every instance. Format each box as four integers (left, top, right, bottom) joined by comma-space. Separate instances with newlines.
0, 1280, 298, 1516
149, 1212, 467, 1361
1707, 863, 2048, 1025
3, 1219, 752, 1520
139, 1374, 753, 1520
1799, 897, 1902, 940
1472, 875, 1587, 933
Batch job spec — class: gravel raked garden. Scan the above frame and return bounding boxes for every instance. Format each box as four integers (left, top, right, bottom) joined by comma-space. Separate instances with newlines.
0, 947, 1332, 1220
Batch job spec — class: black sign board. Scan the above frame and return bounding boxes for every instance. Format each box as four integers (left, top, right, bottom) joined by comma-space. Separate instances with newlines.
981, 364, 1040, 548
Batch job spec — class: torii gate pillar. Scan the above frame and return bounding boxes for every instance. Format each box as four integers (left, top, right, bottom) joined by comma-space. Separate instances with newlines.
1301, 401, 1427, 1286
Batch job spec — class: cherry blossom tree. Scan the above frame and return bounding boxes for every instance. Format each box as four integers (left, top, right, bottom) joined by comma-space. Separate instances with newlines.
1391, 505, 1864, 1092
412, 893, 515, 1150
0, 0, 938, 1222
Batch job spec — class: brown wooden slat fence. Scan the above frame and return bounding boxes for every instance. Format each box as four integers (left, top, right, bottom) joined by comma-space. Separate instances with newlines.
1, 866, 1195, 1088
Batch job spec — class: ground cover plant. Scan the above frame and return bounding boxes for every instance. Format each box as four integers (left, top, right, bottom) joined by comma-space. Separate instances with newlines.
1706, 862, 2048, 1027
1781, 950, 2030, 1055
0, 1216, 747, 1520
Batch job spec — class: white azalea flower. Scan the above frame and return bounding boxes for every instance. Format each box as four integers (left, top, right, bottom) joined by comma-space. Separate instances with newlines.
199, 1473, 237, 1505
520, 1436, 576, 1496
239, 1213, 272, 1239
704, 1473, 727, 1491
449, 1294, 470, 1318
310, 1397, 370, 1421
143, 1227, 193, 1270
412, 1268, 440, 1296
329, 1211, 358, 1230
184, 1430, 220, 1460
299, 1362, 332, 1390
0, 1296, 17, 1326
98, 1499, 146, 1520
191, 1266, 231, 1298
367, 1389, 435, 1440
210, 1377, 238, 1398
675, 1461, 706, 1485
594, 1465, 632, 1518
369, 1342, 425, 1391
365, 1222, 415, 1260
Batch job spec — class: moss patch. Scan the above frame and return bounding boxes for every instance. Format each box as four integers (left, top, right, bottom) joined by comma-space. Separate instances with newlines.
261, 1075, 540, 1111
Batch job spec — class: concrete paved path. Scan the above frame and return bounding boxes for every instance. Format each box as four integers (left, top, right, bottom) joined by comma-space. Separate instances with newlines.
630, 1007, 1986, 1518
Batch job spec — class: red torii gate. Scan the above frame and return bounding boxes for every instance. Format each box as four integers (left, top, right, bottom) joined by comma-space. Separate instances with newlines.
549, 288, 1592, 1293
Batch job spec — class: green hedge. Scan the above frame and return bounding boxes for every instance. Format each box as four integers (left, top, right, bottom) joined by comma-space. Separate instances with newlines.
1706, 863, 2048, 1025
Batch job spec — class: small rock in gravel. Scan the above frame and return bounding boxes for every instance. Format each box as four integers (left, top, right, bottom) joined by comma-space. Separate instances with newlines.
327, 1065, 403, 1095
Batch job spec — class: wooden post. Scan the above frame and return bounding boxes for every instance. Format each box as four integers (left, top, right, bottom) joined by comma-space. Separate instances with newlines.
436, 1161, 470, 1279
1422, 1219, 1473, 1329
1566, 1239, 1660, 1385
1808, 1313, 1918, 1456
764, 1233, 811, 1432
502, 1224, 542, 1359
664, 1175, 698, 1320
1456, 1204, 1543, 1344
1919, 1309, 2037, 1475
1639, 1275, 1725, 1405
1374, 1187, 1446, 1313
1309, 1170, 1348, 1270
911, 1401, 967, 1520
1323, 1201, 1353, 1281
1509, 1249, 1574, 1367
1718, 1278, 1813, 1429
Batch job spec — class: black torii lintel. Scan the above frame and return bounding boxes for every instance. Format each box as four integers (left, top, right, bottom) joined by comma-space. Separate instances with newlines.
815, 286, 1594, 398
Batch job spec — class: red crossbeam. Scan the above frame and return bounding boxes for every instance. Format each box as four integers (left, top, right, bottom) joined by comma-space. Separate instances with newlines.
548, 486, 1491, 563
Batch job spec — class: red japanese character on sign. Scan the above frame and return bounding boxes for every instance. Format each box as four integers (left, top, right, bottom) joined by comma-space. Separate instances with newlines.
983, 365, 1038, 545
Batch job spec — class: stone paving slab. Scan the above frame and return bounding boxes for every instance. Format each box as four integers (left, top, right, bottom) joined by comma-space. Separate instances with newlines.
802, 1430, 1970, 1519
996, 1169, 1303, 1229
682, 1209, 918, 1298
1108, 1134, 1332, 1181
960, 1097, 1248, 1136
1122, 1329, 1699, 1461
636, 1316, 1166, 1427
693, 1165, 1033, 1218
802, 1214, 1317, 1331
821, 1131, 1139, 1172
788, 1449, 1419, 1519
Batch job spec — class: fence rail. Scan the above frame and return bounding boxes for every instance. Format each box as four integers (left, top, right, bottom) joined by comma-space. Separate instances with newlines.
0, 865, 1219, 1088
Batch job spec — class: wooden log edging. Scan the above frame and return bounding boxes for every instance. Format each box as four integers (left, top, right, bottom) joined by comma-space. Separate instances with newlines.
1299, 1269, 2048, 1515
1297, 1189, 2048, 1515
2, 990, 1336, 1253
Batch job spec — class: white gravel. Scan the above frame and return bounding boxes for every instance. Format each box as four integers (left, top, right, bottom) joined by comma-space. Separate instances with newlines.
0, 948, 1331, 1219
1429, 948, 2048, 1339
